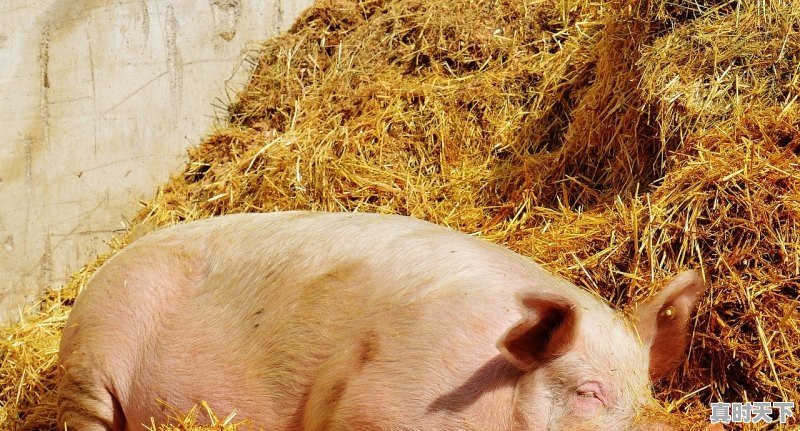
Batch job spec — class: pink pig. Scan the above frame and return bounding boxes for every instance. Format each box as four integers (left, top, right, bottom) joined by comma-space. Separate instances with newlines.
57, 212, 705, 431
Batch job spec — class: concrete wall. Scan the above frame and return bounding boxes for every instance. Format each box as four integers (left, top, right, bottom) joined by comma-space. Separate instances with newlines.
0, 0, 313, 324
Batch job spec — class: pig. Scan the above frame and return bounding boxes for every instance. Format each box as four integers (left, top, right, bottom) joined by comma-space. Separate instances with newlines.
57, 211, 706, 431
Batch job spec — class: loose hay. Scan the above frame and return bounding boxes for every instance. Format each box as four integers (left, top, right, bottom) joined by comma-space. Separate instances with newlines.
2, 0, 799, 429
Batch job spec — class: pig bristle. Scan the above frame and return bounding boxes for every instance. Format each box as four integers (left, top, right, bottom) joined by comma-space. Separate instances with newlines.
2, 0, 799, 430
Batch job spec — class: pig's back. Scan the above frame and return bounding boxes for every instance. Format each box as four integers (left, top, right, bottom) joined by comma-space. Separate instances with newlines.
62, 212, 567, 430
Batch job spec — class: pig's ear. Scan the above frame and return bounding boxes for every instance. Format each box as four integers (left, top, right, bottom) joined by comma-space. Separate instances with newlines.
497, 292, 577, 371
634, 269, 706, 380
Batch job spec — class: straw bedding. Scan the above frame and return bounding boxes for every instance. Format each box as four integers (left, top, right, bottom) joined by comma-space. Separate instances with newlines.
2, 0, 798, 429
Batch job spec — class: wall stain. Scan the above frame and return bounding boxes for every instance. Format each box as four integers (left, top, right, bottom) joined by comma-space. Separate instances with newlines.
165, 5, 183, 107
3, 236, 13, 252
41, 234, 53, 287
86, 28, 99, 155
139, 0, 150, 42
46, 0, 111, 30
38, 25, 50, 149
273, 0, 284, 34
24, 138, 33, 186
211, 0, 241, 43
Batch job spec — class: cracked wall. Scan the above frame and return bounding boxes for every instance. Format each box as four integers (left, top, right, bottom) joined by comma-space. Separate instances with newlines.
0, 0, 313, 324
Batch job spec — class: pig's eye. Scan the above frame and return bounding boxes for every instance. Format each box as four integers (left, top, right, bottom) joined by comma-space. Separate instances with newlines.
575, 382, 606, 408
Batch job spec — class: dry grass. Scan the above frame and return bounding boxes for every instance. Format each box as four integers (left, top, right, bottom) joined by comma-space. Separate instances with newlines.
2, 0, 799, 429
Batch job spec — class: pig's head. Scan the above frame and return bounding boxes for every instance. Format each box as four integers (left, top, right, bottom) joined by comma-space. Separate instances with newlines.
497, 270, 706, 431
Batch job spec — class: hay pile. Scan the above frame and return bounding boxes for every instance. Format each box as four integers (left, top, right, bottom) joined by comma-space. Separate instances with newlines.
2, 0, 799, 429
